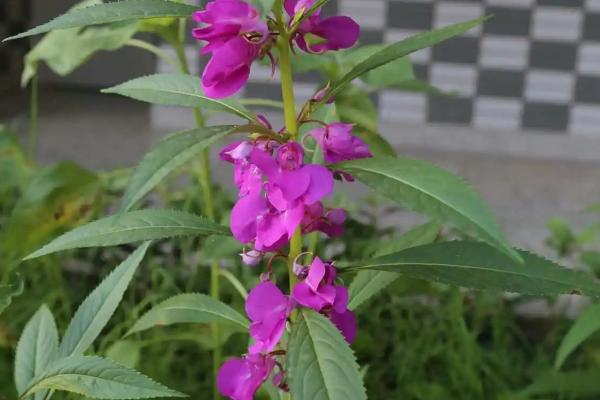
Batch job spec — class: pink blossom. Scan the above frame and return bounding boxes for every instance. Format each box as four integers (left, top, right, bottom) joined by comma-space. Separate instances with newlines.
217, 353, 274, 400
309, 123, 372, 164
246, 282, 292, 353
193, 0, 268, 98
302, 203, 346, 237
285, 0, 360, 54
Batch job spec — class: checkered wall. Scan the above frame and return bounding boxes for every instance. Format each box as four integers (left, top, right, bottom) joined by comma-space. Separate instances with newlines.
159, 0, 600, 137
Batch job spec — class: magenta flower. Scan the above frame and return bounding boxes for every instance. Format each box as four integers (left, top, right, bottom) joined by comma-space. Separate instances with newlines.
302, 203, 346, 237
217, 353, 275, 400
227, 141, 334, 252
331, 309, 357, 343
285, 0, 360, 54
193, 0, 268, 98
246, 281, 292, 353
292, 257, 338, 311
309, 123, 372, 164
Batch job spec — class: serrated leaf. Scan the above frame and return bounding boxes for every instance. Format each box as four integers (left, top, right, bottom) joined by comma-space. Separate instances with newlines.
102, 74, 254, 120
348, 222, 440, 310
4, 0, 198, 42
0, 275, 24, 316
336, 156, 520, 261
24, 209, 228, 260
14, 305, 59, 399
555, 303, 600, 371
323, 17, 488, 102
287, 310, 366, 400
343, 241, 600, 298
120, 125, 234, 212
59, 243, 150, 357
127, 293, 248, 335
21, 356, 186, 399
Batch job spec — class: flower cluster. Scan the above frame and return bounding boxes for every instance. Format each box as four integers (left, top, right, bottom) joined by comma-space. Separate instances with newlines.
192, 0, 359, 98
194, 0, 369, 398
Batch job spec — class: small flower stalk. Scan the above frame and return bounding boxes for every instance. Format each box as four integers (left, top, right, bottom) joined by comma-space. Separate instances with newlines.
194, 0, 367, 398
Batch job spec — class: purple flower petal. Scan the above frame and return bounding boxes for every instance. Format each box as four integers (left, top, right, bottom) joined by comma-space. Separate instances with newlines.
331, 309, 357, 343
231, 192, 267, 243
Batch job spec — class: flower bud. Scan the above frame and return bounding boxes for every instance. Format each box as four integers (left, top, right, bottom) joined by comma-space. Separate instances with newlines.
276, 142, 304, 171
240, 249, 263, 266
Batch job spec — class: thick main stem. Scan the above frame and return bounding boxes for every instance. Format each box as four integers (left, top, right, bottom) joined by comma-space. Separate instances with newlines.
175, 19, 221, 400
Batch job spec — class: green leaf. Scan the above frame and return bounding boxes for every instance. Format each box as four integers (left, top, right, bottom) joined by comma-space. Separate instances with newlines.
127, 293, 249, 335
1, 162, 100, 261
4, 0, 198, 42
348, 222, 440, 310
324, 17, 488, 101
336, 156, 519, 261
516, 370, 600, 399
102, 74, 254, 120
0, 275, 24, 316
287, 309, 366, 400
105, 340, 142, 369
22, 20, 138, 87
20, 356, 186, 399
14, 305, 59, 398
24, 209, 228, 260
59, 243, 150, 357
554, 303, 600, 371
343, 241, 600, 298
120, 126, 234, 212
250, 0, 276, 16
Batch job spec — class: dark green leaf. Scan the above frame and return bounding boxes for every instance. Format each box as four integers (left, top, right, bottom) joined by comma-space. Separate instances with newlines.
0, 275, 24, 316
348, 222, 440, 310
102, 74, 254, 120
287, 310, 366, 400
324, 17, 489, 101
24, 209, 229, 260
59, 243, 150, 357
336, 156, 519, 261
344, 241, 600, 298
555, 303, 600, 370
120, 126, 234, 212
4, 0, 198, 41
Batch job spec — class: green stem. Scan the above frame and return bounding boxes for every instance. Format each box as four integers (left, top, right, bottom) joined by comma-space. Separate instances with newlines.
277, 35, 298, 138
175, 18, 220, 400
28, 72, 39, 162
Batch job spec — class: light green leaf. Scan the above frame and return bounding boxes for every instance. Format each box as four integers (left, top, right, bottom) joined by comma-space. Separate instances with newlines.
324, 17, 488, 101
340, 45, 415, 89
251, 0, 276, 16
555, 303, 600, 371
343, 241, 600, 298
106, 340, 142, 369
348, 222, 440, 310
4, 0, 198, 42
14, 305, 59, 399
0, 275, 24, 316
287, 309, 366, 400
336, 156, 519, 261
20, 356, 186, 399
59, 243, 150, 357
21, 0, 138, 86
102, 74, 254, 120
127, 293, 249, 335
24, 209, 228, 260
120, 125, 234, 212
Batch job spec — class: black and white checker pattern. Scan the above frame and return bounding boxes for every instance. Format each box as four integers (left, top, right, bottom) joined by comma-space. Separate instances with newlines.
158, 0, 600, 138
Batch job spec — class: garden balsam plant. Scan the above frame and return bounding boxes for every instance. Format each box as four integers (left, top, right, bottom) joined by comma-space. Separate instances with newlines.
7, 1, 600, 399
